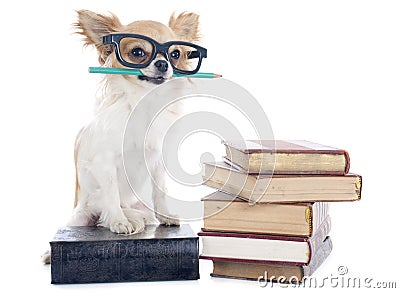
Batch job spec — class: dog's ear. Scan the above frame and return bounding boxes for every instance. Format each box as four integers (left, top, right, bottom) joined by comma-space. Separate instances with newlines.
169, 12, 200, 42
74, 10, 122, 64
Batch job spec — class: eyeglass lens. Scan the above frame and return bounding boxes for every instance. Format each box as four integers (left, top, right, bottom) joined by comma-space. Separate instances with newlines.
119, 37, 201, 72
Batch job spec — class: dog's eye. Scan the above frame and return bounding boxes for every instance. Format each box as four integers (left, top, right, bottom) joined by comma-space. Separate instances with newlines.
131, 48, 145, 57
170, 50, 180, 59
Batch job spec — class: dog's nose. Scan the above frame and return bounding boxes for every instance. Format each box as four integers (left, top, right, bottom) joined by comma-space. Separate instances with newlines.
154, 60, 169, 73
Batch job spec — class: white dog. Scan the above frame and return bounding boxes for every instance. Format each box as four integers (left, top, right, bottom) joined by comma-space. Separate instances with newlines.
41, 10, 205, 264
68, 10, 202, 234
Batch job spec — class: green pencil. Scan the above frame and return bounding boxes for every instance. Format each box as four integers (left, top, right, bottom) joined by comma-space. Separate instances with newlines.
88, 67, 221, 78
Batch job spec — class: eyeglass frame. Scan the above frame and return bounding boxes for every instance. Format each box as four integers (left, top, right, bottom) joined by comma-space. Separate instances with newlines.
102, 33, 208, 75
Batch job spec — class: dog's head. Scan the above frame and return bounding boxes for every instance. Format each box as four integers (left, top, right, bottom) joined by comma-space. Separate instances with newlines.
75, 10, 200, 85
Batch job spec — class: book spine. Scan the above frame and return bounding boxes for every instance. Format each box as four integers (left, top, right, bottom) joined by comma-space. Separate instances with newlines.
51, 238, 199, 284
307, 216, 331, 265
303, 237, 333, 277
356, 175, 362, 200
50, 243, 63, 284
343, 150, 351, 174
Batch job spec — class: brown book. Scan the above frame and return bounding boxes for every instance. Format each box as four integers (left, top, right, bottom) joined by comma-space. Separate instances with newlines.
203, 191, 330, 236
211, 236, 333, 283
224, 140, 350, 175
203, 161, 362, 203
199, 216, 331, 266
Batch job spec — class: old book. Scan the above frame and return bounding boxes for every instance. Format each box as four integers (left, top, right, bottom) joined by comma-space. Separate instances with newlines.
224, 140, 350, 175
199, 216, 330, 266
211, 236, 333, 283
202, 191, 329, 236
50, 225, 199, 284
203, 161, 362, 203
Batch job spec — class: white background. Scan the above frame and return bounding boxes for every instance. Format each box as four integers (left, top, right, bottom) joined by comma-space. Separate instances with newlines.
1, 0, 399, 292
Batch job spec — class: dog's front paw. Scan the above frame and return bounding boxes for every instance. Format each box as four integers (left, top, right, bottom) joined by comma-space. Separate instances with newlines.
109, 220, 134, 234
156, 213, 180, 226
108, 218, 144, 234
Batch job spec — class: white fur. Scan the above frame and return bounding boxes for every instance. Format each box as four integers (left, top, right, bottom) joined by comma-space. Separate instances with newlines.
41, 70, 178, 264
68, 57, 181, 234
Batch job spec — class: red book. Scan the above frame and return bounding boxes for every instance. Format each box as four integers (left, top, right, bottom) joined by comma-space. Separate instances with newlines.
224, 140, 350, 175
199, 216, 331, 266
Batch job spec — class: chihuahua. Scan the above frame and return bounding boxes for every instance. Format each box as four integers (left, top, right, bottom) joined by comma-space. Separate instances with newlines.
69, 10, 202, 233
42, 9, 204, 264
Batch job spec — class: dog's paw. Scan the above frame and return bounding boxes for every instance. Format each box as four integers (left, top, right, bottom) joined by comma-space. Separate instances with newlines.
108, 217, 145, 235
127, 217, 145, 234
109, 220, 134, 234
156, 213, 180, 226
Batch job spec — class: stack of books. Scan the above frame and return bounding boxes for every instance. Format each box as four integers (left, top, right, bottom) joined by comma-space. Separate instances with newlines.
199, 140, 361, 283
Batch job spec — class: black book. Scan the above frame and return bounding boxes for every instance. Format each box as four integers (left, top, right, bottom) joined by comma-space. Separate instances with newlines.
50, 225, 199, 284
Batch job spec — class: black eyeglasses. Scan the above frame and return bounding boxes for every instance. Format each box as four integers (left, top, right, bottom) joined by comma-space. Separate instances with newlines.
103, 34, 207, 75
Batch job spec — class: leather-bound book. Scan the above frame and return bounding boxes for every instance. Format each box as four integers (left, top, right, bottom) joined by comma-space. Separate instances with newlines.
199, 216, 330, 266
224, 140, 350, 175
50, 225, 199, 284
202, 191, 330, 236
203, 161, 361, 203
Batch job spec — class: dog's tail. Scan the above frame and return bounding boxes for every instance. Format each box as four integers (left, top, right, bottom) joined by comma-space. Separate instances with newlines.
41, 250, 51, 265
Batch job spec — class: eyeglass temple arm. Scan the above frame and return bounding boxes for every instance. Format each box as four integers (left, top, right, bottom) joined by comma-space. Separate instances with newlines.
102, 35, 113, 45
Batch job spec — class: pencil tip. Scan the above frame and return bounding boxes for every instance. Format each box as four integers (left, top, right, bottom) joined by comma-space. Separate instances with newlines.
214, 74, 222, 78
